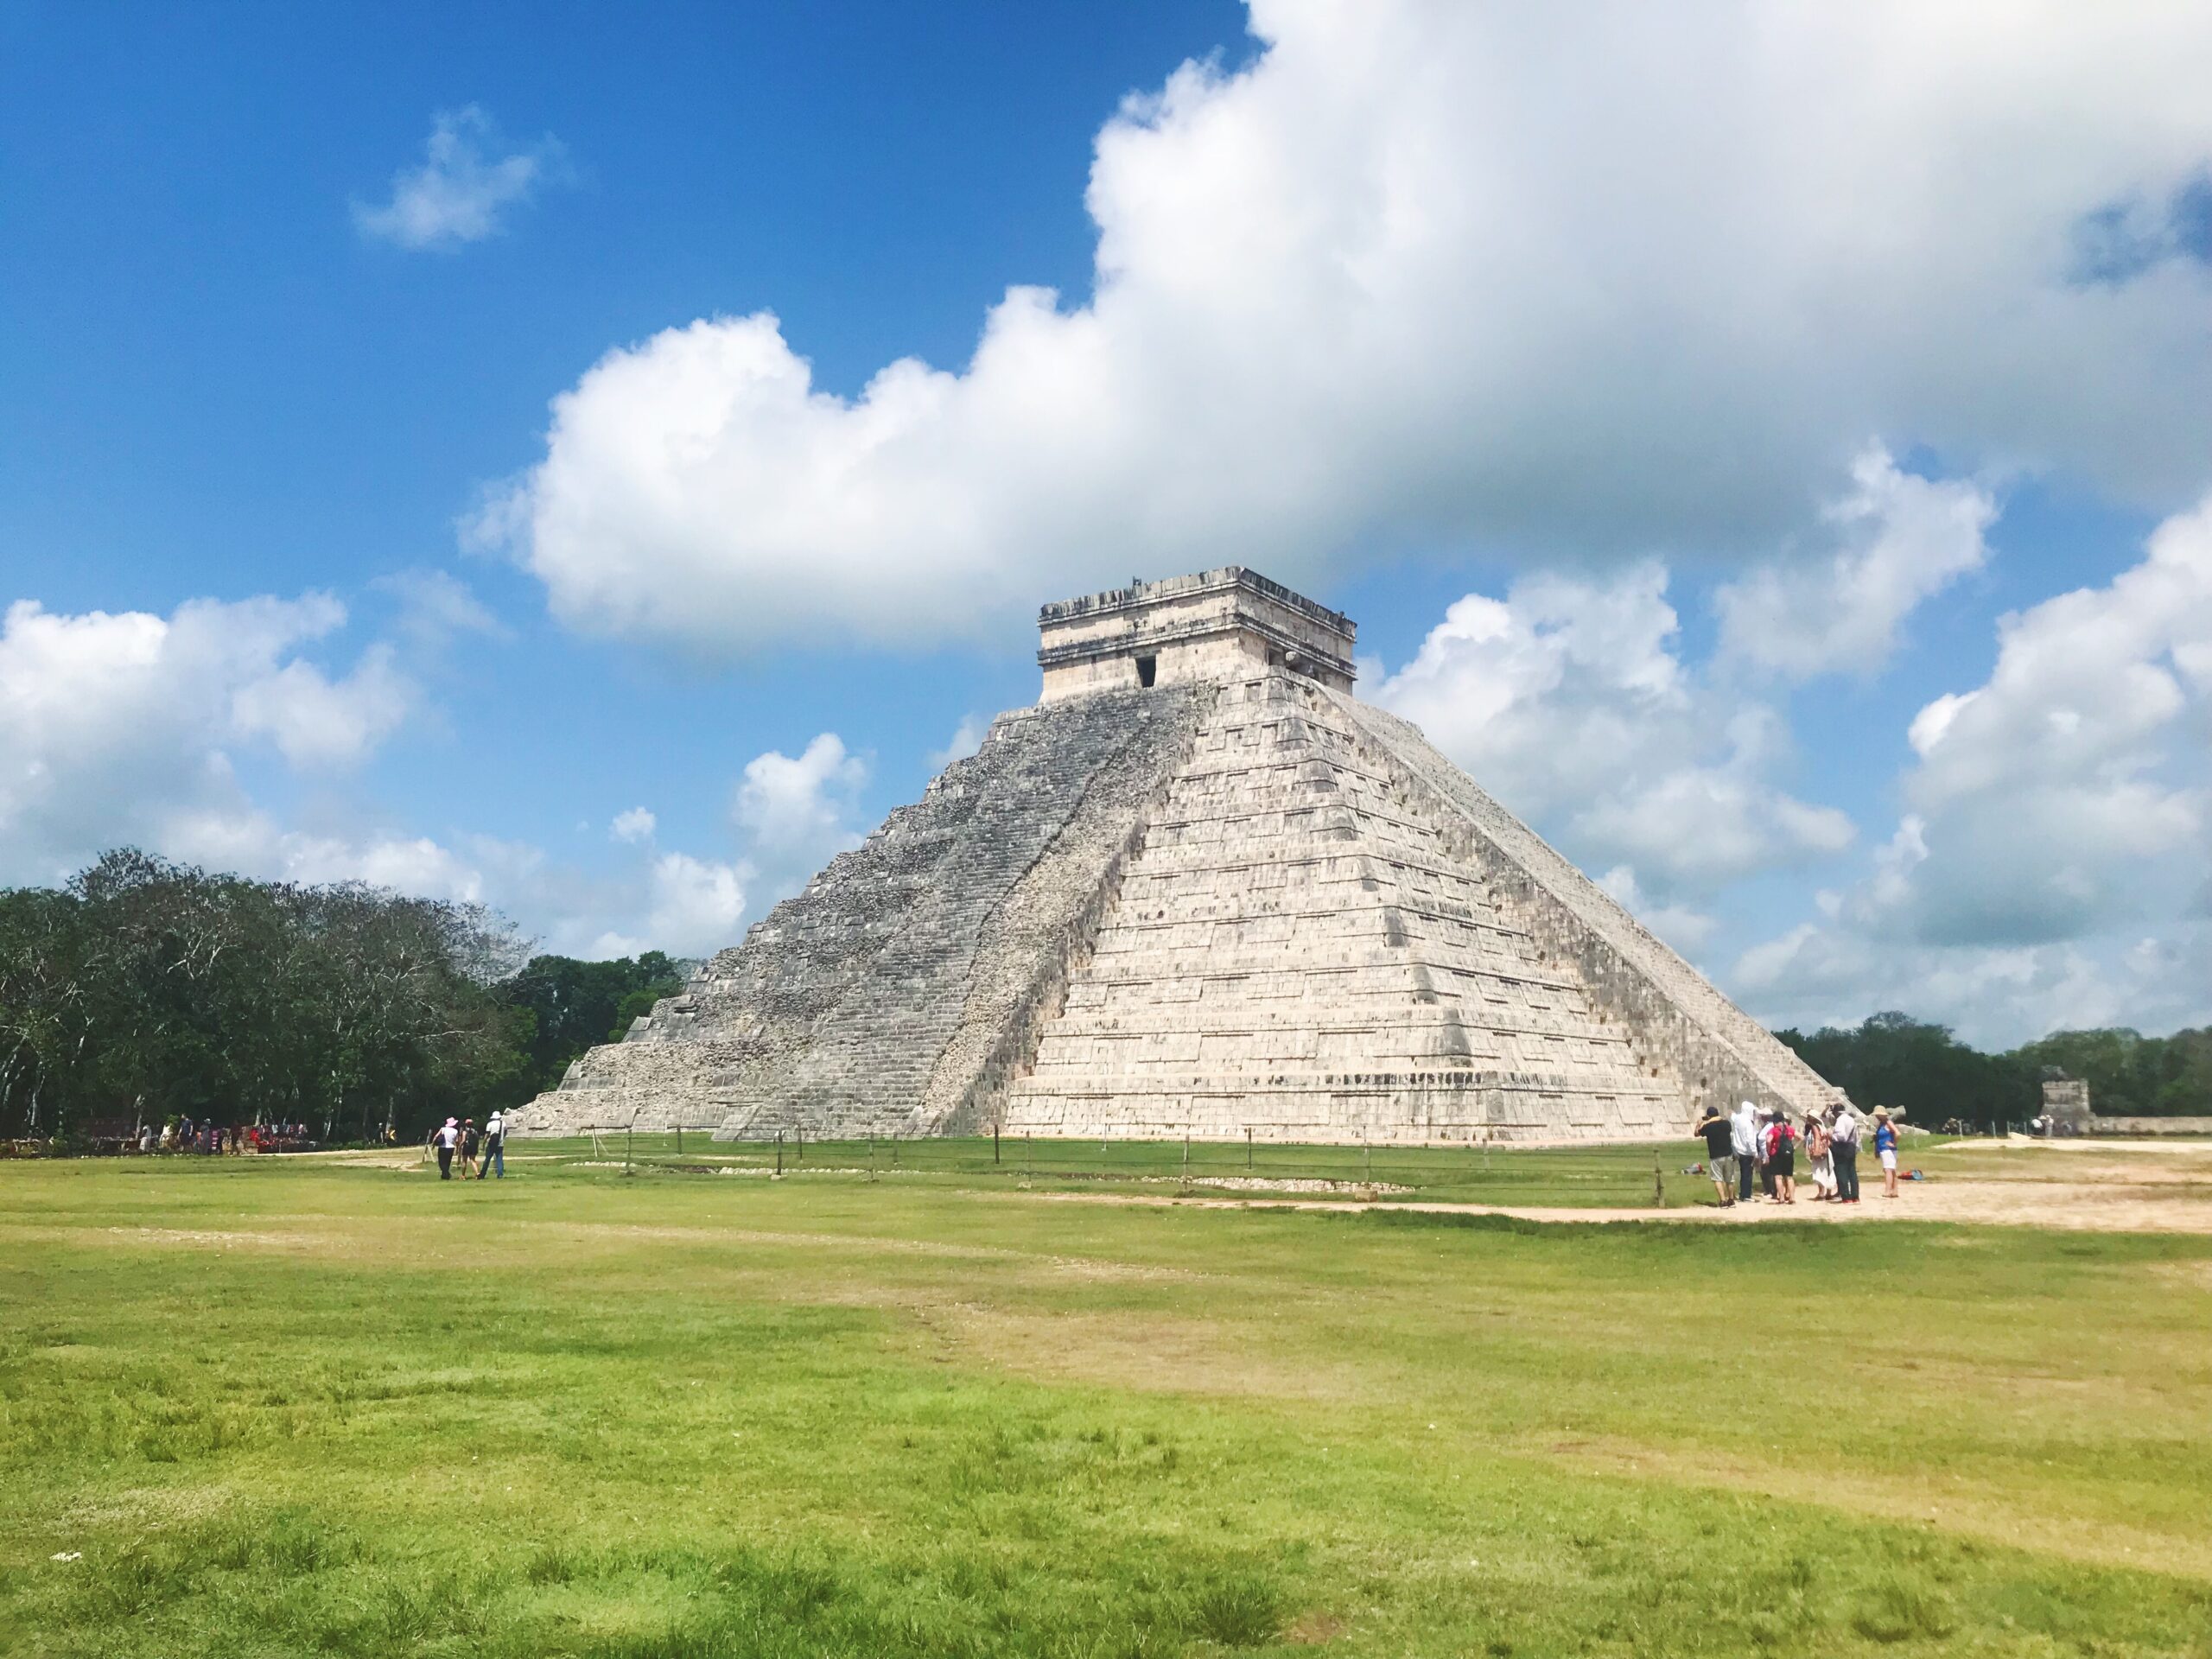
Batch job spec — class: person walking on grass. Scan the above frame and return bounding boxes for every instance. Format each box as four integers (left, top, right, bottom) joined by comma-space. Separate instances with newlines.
1729, 1099, 1759, 1204
479, 1109, 505, 1179
430, 1116, 459, 1180
1874, 1108, 1901, 1198
1805, 1111, 1835, 1201
1695, 1103, 1738, 1207
459, 1118, 480, 1179
1829, 1103, 1862, 1203
1764, 1111, 1798, 1203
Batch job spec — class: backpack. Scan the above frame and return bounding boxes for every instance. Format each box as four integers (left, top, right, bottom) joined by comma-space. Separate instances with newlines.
1771, 1122, 1796, 1156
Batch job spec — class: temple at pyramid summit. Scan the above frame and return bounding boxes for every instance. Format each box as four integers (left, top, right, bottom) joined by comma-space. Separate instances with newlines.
510, 569, 1841, 1143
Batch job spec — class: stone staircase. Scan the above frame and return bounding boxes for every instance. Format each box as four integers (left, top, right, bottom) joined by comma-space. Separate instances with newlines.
1001, 674, 1682, 1142
504, 683, 1211, 1137
1338, 692, 1842, 1122
510, 652, 1837, 1145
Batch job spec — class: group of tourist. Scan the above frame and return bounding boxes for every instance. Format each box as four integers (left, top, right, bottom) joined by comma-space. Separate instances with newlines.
1694, 1097, 1901, 1207
427, 1110, 505, 1180
134, 1118, 314, 1155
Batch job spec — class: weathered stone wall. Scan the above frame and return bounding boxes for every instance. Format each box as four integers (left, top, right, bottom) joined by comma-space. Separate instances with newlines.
2086, 1116, 2212, 1135
709, 685, 1210, 1139
1338, 694, 1841, 1125
508, 684, 1210, 1137
1039, 568, 1357, 701
1001, 673, 1693, 1143
515, 570, 1838, 1146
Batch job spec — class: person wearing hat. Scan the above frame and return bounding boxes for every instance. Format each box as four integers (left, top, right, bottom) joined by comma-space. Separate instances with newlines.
429, 1116, 460, 1180
479, 1109, 506, 1179
1874, 1108, 1901, 1198
1694, 1103, 1738, 1207
1827, 1102, 1862, 1201
1804, 1109, 1835, 1201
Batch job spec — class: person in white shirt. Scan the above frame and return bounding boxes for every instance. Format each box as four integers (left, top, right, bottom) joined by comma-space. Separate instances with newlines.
479, 1109, 505, 1179
1827, 1103, 1862, 1203
1728, 1101, 1760, 1205
429, 1117, 460, 1180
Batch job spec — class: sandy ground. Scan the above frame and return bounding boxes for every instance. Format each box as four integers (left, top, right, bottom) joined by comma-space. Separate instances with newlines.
1033, 1139, 2212, 1234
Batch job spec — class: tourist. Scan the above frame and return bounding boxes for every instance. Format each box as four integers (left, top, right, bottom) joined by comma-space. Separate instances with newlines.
430, 1117, 459, 1179
459, 1118, 480, 1179
1729, 1100, 1759, 1204
1805, 1111, 1835, 1201
1764, 1110, 1797, 1204
1828, 1103, 1861, 1202
1875, 1108, 1901, 1198
479, 1109, 505, 1179
1694, 1104, 1736, 1207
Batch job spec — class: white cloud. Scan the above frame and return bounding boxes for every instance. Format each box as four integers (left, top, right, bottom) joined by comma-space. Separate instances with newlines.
733, 733, 868, 877
1732, 492, 2212, 1044
1370, 563, 1852, 894
354, 106, 565, 251
1716, 448, 1997, 679
930, 714, 988, 767
639, 852, 748, 958
0, 593, 416, 883
373, 568, 507, 647
0, 582, 861, 969
478, 2, 2212, 652
230, 645, 415, 766
1594, 866, 1718, 957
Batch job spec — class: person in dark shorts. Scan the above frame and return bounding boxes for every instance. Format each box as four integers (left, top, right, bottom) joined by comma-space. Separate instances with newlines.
1694, 1104, 1738, 1206
459, 1118, 480, 1179
1764, 1112, 1798, 1203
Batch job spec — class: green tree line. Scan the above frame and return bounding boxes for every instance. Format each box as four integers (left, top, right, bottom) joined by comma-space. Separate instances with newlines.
6, 854, 2205, 1145
0, 851, 686, 1144
1777, 1011, 2212, 1128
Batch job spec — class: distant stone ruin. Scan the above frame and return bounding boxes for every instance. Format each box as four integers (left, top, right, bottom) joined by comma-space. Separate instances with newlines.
2040, 1077, 2094, 1134
511, 569, 1841, 1144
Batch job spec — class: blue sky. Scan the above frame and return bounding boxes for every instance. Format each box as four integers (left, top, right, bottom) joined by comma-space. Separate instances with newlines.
3, 2, 2209, 1047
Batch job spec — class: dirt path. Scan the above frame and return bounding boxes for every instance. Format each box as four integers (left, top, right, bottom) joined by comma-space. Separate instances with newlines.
1027, 1141, 2212, 1234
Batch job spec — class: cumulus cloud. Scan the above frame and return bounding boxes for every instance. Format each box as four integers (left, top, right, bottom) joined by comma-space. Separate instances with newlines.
1595, 866, 1718, 958
1716, 448, 1997, 679
1369, 563, 1851, 896
230, 645, 416, 766
1731, 493, 2212, 1044
609, 807, 658, 845
733, 734, 869, 878
636, 852, 748, 959
354, 106, 566, 251
930, 714, 988, 768
478, 1, 2212, 652
0, 593, 416, 883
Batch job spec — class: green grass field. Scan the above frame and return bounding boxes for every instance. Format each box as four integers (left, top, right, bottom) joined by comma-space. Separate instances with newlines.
3, 1146, 2209, 1656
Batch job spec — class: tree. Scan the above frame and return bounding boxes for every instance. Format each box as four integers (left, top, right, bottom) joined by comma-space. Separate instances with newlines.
501, 950, 687, 1095
1776, 1012, 2037, 1130
0, 851, 535, 1143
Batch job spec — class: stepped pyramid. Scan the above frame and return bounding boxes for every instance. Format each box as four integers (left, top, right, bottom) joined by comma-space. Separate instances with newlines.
511, 569, 1839, 1143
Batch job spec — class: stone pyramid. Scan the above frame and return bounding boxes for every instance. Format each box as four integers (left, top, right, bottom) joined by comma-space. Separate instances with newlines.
512, 569, 1839, 1143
